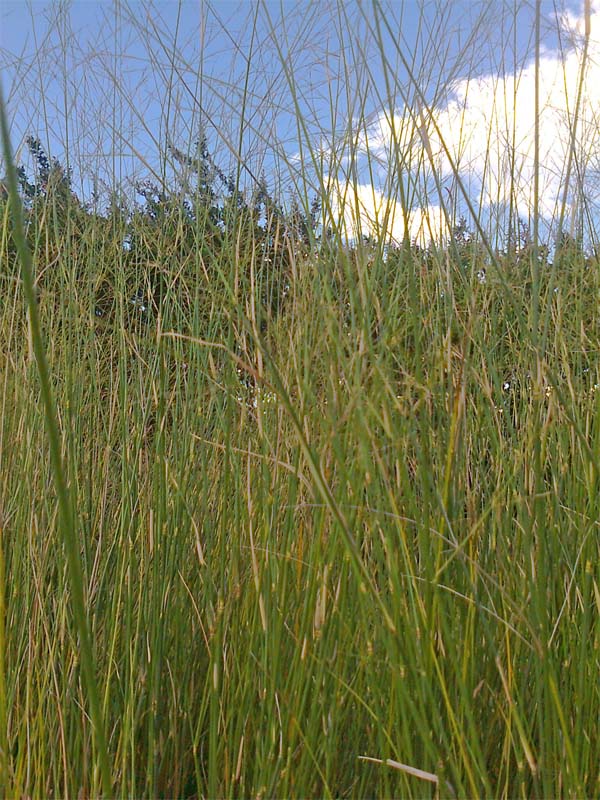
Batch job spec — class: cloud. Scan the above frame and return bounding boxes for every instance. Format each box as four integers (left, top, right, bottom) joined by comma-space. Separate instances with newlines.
328, 179, 447, 248
333, 1, 600, 246
425, 10, 600, 221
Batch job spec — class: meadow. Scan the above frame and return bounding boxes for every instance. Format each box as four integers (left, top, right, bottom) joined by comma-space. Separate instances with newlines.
0, 2, 599, 797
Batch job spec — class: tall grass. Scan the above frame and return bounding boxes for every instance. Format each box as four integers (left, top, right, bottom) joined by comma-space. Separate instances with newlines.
1, 1, 599, 797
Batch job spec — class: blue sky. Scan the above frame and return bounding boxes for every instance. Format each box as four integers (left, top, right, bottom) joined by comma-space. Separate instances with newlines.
1, 1, 596, 246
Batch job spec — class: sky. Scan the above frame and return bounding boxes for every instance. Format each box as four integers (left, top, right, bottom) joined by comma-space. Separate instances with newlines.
1, 0, 598, 248
339, 0, 600, 248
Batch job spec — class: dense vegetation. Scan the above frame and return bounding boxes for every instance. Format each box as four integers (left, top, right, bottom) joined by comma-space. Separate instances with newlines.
1, 2, 599, 795
1, 129, 598, 799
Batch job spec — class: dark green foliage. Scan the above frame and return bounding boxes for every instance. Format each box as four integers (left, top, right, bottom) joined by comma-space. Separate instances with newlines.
1, 134, 323, 343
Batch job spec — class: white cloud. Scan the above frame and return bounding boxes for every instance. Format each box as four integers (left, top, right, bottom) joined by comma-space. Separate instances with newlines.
328, 179, 447, 248
332, 1, 600, 246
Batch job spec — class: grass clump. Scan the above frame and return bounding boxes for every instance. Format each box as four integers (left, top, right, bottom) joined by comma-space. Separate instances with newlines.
1, 2, 599, 797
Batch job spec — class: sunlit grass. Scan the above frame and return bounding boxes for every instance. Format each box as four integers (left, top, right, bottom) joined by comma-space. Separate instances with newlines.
1, 1, 599, 798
